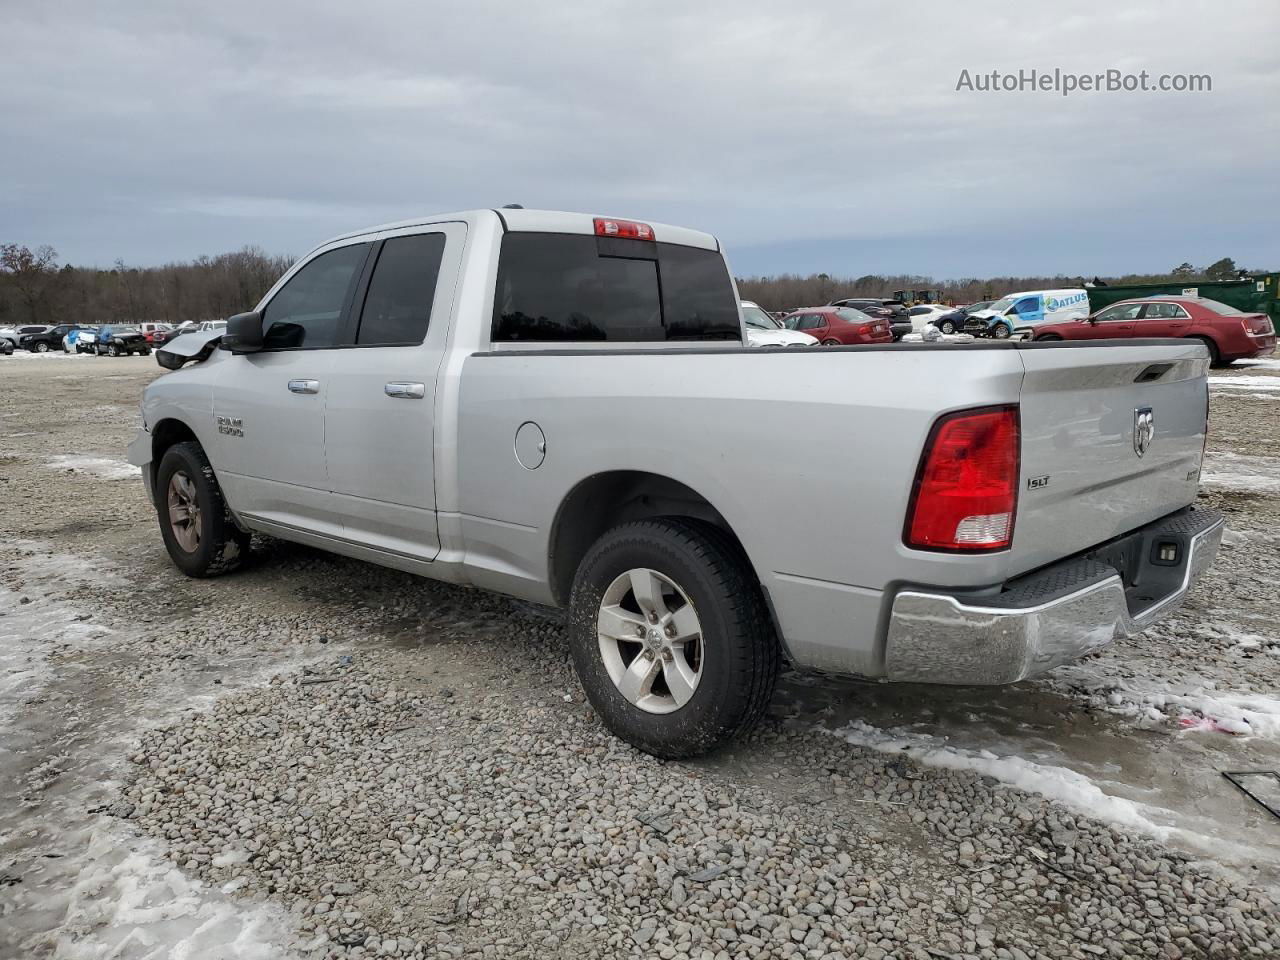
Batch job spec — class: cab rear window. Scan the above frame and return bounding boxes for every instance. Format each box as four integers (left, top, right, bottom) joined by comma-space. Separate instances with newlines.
492, 233, 740, 343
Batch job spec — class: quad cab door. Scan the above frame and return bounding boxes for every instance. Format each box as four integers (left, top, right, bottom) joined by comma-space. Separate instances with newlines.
1138, 301, 1190, 335
212, 240, 372, 536
323, 222, 467, 560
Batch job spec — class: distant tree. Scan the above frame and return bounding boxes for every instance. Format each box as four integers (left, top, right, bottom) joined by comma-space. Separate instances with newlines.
1204, 257, 1237, 281
1170, 262, 1196, 279
0, 243, 60, 323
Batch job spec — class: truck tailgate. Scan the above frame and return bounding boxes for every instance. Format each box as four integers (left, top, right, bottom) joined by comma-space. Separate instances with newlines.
1011, 342, 1208, 576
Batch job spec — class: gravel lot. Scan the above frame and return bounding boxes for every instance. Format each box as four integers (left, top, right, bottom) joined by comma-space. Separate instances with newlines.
2, 351, 1278, 959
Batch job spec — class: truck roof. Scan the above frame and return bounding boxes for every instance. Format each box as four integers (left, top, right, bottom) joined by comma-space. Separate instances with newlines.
320, 208, 720, 252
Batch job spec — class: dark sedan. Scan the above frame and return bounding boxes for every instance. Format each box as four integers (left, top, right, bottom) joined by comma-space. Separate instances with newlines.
829, 298, 912, 340
95, 325, 151, 356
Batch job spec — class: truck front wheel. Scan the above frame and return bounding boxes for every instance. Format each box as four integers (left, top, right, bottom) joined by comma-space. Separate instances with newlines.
568, 518, 780, 759
155, 441, 250, 578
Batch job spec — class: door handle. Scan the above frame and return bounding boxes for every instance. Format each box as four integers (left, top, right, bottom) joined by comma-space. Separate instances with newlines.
384, 382, 426, 399
287, 379, 320, 394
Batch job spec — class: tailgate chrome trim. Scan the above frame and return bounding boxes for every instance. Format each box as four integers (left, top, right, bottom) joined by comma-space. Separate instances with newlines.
884, 509, 1224, 684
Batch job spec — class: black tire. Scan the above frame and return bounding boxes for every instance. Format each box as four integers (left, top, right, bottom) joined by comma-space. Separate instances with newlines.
141, 348, 151, 356
1036, 334, 1063, 342
108, 344, 119, 357
939, 320, 956, 334
568, 518, 780, 759
155, 441, 250, 578
821, 338, 840, 346
1190, 336, 1222, 367
991, 323, 1011, 340
35, 341, 49, 353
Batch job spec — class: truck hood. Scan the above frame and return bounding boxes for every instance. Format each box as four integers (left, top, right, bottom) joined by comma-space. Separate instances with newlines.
155, 329, 223, 369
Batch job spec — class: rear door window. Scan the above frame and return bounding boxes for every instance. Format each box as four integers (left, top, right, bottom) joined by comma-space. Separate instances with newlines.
355, 233, 446, 346
492, 233, 739, 342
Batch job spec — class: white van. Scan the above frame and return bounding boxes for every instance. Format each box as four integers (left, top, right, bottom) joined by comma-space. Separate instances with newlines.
964, 288, 1090, 339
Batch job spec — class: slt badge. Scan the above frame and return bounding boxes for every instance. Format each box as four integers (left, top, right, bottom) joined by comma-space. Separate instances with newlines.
1133, 406, 1154, 458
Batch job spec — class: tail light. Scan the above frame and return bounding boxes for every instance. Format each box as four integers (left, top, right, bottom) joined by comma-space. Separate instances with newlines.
1242, 315, 1273, 335
905, 406, 1020, 551
858, 324, 871, 335
594, 218, 654, 241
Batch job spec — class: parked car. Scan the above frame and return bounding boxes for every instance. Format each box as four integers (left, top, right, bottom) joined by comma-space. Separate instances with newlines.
905, 304, 955, 332
740, 301, 817, 347
965, 289, 1091, 339
130, 208, 1222, 759
95, 325, 151, 356
74, 327, 101, 353
829, 298, 912, 339
20, 323, 81, 353
931, 300, 994, 335
1, 338, 12, 355
64, 325, 95, 352
1028, 296, 1276, 366
138, 322, 176, 346
783, 306, 894, 345
2, 324, 53, 349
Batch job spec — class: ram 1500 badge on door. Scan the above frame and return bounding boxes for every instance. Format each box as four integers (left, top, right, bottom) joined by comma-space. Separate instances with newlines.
130, 209, 1224, 758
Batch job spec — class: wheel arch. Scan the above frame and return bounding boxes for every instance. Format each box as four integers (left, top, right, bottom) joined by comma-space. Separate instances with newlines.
149, 417, 201, 489
547, 470, 760, 609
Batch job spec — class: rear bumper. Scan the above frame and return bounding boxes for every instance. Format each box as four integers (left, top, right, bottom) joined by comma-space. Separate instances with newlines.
884, 507, 1224, 684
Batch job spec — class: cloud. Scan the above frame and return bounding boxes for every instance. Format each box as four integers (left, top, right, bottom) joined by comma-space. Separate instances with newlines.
2, 0, 1276, 276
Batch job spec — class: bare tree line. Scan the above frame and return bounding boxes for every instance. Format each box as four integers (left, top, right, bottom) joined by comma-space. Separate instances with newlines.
0, 244, 292, 327
737, 257, 1250, 311
0, 242, 1256, 326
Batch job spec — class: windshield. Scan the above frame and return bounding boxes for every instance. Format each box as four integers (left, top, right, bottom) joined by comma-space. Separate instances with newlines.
741, 305, 780, 330
986, 296, 1017, 313
114, 327, 141, 334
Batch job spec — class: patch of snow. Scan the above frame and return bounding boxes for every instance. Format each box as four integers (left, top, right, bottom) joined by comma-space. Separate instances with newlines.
45, 828, 295, 960
45, 455, 140, 481
2, 349, 89, 360
1051, 657, 1280, 741
1200, 451, 1280, 495
0, 542, 304, 959
826, 719, 1177, 840
1234, 357, 1280, 370
1209, 375, 1280, 392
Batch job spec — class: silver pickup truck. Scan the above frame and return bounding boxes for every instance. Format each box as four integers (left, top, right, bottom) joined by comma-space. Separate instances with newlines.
129, 208, 1223, 757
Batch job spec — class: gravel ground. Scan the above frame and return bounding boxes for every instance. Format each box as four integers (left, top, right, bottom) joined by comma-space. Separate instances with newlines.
2, 352, 1278, 960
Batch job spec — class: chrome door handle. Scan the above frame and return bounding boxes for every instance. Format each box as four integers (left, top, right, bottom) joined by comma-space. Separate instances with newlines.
287, 379, 320, 395
384, 382, 426, 399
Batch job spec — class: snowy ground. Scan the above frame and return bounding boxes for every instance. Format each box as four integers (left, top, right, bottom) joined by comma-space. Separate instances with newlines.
1, 351, 1278, 959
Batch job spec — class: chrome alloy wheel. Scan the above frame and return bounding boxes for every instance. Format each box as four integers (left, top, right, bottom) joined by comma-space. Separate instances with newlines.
167, 470, 202, 553
597, 568, 704, 715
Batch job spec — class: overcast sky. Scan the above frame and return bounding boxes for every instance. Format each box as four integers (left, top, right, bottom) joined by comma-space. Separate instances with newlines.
2, 0, 1277, 278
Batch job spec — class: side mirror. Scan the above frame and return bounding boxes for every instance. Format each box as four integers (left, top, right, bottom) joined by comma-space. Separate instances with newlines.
1087, 317, 1098, 324
222, 311, 264, 353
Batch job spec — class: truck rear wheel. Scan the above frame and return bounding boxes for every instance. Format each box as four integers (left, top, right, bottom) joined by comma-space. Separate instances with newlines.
155, 441, 250, 578
568, 518, 780, 759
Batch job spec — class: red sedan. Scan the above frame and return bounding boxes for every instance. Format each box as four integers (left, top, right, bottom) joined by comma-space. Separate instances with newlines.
781, 306, 894, 346
1029, 296, 1275, 366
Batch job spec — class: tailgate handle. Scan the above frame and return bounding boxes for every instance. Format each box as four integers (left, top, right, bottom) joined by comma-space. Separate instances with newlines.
1135, 363, 1173, 383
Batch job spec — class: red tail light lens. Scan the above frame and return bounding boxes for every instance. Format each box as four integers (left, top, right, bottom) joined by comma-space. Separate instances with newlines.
905, 406, 1020, 551
593, 218, 654, 241
858, 324, 871, 335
